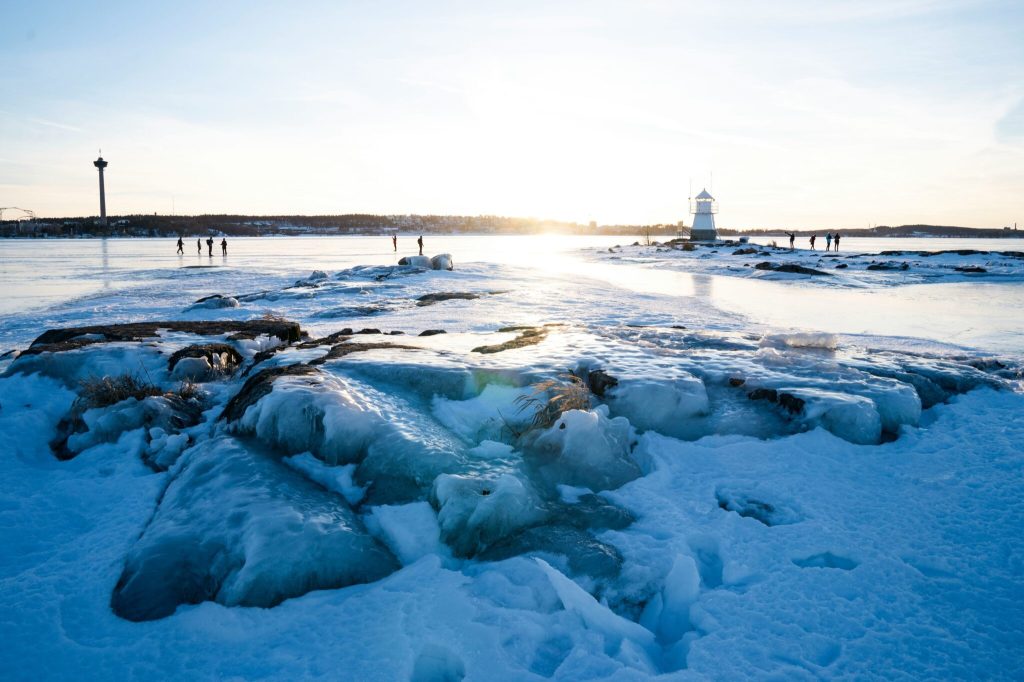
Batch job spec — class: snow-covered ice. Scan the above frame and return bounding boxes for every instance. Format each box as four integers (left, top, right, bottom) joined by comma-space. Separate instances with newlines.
0, 235, 1022, 680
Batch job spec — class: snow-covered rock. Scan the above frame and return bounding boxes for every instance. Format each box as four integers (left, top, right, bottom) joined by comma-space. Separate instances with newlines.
111, 437, 398, 621
431, 473, 546, 557
604, 375, 710, 435
526, 406, 641, 491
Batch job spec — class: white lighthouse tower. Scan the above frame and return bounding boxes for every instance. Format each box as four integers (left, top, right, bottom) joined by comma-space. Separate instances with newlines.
689, 188, 718, 241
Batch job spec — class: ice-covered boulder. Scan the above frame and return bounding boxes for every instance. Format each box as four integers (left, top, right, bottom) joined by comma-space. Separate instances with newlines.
431, 473, 546, 557
398, 255, 433, 268
185, 294, 239, 311
167, 343, 243, 382
430, 253, 454, 271
604, 376, 709, 436
234, 372, 384, 465
525, 406, 641, 492
784, 387, 882, 444
111, 437, 398, 621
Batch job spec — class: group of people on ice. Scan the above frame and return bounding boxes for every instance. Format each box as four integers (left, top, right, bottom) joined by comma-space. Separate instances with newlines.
177, 237, 227, 256
786, 232, 841, 251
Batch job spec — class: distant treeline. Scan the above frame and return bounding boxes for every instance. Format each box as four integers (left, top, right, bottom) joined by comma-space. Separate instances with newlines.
0, 213, 682, 238
719, 224, 1019, 238
0, 214, 1016, 239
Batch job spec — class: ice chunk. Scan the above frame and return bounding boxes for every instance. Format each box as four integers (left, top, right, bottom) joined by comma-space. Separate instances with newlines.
366, 501, 445, 564
526, 406, 640, 491
144, 427, 190, 471
431, 473, 546, 557
537, 559, 658, 672
399, 255, 433, 268
111, 437, 397, 621
759, 331, 838, 351
658, 554, 701, 642
283, 452, 365, 506
604, 376, 709, 436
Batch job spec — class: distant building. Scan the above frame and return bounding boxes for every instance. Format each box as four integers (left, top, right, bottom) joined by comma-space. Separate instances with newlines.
689, 188, 718, 241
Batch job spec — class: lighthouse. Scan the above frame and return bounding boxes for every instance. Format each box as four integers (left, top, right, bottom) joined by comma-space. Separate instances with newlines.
93, 154, 108, 225
689, 188, 718, 241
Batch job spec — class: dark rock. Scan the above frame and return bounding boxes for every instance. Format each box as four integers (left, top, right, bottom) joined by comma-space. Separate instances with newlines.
356, 328, 381, 335
584, 369, 618, 397
27, 320, 302, 355
419, 329, 447, 336
748, 387, 778, 403
954, 266, 987, 273
416, 292, 481, 307
733, 247, 758, 255
309, 341, 418, 367
472, 327, 548, 354
755, 262, 831, 275
866, 262, 908, 271
835, 263, 848, 269
729, 377, 746, 387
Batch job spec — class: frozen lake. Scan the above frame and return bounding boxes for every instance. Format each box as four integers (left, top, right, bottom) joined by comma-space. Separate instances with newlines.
2, 235, 1023, 353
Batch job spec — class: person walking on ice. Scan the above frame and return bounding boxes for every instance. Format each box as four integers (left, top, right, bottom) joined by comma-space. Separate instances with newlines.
206, 237, 214, 256
197, 238, 202, 255
786, 232, 796, 250
809, 234, 816, 250
176, 237, 184, 254
392, 234, 397, 252
834, 232, 841, 251
417, 235, 424, 256
825, 232, 833, 251
221, 238, 228, 256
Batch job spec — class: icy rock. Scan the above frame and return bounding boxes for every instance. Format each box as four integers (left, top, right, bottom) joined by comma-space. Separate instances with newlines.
399, 255, 433, 268
58, 394, 203, 461
169, 356, 213, 381
168, 343, 243, 381
185, 294, 239, 311
111, 437, 398, 621
294, 270, 329, 286
431, 474, 546, 557
604, 376, 709, 435
430, 253, 455, 271
788, 387, 882, 444
234, 372, 384, 465
526, 407, 641, 492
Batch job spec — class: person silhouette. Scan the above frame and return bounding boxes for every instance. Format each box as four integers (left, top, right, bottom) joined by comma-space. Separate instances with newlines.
809, 234, 816, 250
825, 233, 833, 252
197, 238, 202, 255
176, 237, 184, 254
221, 238, 227, 256
392, 234, 397, 252
206, 237, 214, 256
417, 235, 423, 256
834, 232, 841, 251
787, 232, 796, 250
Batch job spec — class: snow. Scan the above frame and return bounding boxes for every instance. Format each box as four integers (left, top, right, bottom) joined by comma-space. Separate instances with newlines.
0, 235, 1021, 680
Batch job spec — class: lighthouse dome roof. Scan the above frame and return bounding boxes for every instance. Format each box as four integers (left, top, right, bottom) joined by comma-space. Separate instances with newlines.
695, 188, 714, 199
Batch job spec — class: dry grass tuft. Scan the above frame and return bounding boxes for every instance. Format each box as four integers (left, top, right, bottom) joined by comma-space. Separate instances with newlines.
77, 373, 203, 410
515, 373, 591, 431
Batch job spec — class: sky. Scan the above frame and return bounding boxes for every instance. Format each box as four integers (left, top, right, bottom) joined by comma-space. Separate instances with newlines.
1, 0, 1022, 229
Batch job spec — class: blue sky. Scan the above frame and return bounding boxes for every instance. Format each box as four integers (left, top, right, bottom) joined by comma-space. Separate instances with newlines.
1, 0, 1022, 228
